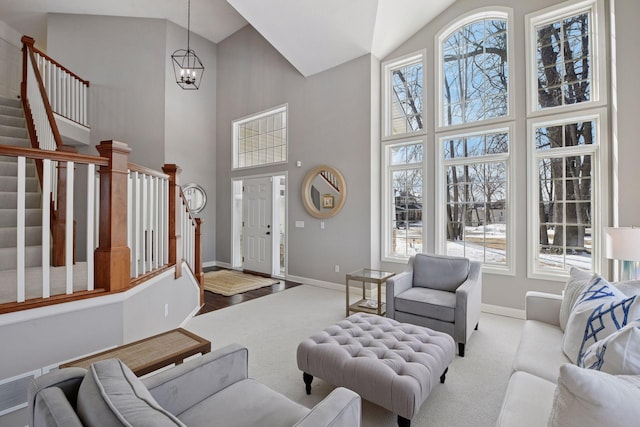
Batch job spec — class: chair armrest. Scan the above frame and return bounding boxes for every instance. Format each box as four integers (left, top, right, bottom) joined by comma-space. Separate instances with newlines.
455, 261, 482, 342
525, 291, 562, 326
293, 387, 361, 427
143, 343, 248, 416
386, 271, 413, 318
28, 368, 86, 427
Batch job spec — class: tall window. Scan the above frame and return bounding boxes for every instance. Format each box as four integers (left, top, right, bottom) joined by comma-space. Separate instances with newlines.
386, 142, 424, 259
382, 52, 425, 261
440, 129, 511, 269
232, 105, 287, 170
526, 0, 607, 279
436, 9, 514, 273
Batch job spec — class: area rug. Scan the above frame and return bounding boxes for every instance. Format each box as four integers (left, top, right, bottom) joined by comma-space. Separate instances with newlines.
203, 270, 279, 296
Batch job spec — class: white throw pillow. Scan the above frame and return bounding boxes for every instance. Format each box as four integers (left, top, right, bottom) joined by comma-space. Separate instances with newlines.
579, 319, 640, 375
549, 364, 640, 427
559, 267, 594, 331
562, 274, 640, 364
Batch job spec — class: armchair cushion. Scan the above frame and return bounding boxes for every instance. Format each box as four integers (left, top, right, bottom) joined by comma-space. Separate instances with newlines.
395, 287, 456, 322
412, 254, 469, 292
76, 358, 184, 427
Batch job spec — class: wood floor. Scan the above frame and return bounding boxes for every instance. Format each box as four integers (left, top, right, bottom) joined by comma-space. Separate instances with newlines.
196, 267, 301, 316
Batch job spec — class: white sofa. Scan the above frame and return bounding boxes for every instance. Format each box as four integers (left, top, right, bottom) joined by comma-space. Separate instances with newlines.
496, 291, 564, 426
497, 277, 640, 427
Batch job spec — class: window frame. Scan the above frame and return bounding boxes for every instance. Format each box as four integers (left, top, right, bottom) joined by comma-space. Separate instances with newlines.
435, 7, 515, 133
524, 0, 607, 117
435, 123, 515, 275
382, 138, 426, 263
526, 107, 608, 281
381, 50, 427, 141
231, 104, 288, 171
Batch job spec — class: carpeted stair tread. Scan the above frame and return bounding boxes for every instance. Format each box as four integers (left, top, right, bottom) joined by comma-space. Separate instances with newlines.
0, 114, 27, 128
0, 192, 42, 209
0, 246, 43, 270
0, 175, 39, 192
0, 209, 42, 227
0, 160, 37, 176
0, 135, 31, 147
0, 124, 27, 139
0, 104, 24, 118
0, 97, 22, 108
0, 226, 42, 247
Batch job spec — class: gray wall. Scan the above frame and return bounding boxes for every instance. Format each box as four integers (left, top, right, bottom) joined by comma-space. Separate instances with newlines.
215, 26, 373, 282
377, 0, 638, 310
46, 14, 218, 262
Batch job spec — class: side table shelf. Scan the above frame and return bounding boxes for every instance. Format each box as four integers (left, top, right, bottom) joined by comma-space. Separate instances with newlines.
346, 269, 395, 317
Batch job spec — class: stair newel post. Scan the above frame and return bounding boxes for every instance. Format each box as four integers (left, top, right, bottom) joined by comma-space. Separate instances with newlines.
162, 164, 182, 279
195, 218, 204, 305
94, 141, 131, 292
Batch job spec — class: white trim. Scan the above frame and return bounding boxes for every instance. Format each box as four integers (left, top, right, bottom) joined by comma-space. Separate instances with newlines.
0, 267, 178, 327
526, 107, 609, 281
524, 0, 607, 117
435, 7, 515, 132
435, 123, 515, 275
381, 49, 426, 141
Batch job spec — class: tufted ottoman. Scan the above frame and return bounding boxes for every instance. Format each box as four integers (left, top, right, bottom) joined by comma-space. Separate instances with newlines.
297, 313, 455, 427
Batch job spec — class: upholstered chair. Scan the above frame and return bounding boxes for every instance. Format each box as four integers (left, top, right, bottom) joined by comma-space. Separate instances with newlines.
386, 253, 482, 357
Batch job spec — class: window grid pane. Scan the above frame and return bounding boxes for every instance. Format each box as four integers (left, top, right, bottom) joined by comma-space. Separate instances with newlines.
536, 11, 592, 110
234, 108, 287, 169
391, 167, 423, 258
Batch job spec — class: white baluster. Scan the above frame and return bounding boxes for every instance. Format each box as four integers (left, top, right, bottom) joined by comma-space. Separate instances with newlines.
87, 163, 95, 291
42, 160, 51, 298
65, 161, 73, 294
16, 157, 26, 303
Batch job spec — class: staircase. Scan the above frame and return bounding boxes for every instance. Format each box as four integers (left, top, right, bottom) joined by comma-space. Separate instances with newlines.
0, 96, 43, 271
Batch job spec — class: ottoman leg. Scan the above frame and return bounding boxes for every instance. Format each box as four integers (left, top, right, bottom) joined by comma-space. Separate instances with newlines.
440, 367, 448, 384
398, 415, 411, 427
458, 342, 465, 357
303, 372, 314, 395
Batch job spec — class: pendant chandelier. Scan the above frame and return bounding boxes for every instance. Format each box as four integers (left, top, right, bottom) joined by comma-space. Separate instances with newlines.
171, 0, 204, 90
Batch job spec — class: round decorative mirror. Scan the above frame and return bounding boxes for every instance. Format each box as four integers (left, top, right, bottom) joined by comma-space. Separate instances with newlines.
301, 165, 347, 219
182, 183, 207, 214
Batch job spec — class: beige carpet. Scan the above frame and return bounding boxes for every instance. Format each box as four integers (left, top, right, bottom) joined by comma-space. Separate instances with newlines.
203, 270, 279, 296
185, 285, 525, 426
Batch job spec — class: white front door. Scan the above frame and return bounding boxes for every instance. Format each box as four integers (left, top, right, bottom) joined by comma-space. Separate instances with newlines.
242, 177, 273, 275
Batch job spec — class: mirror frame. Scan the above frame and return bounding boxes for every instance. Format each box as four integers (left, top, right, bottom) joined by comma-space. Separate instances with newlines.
301, 165, 347, 219
182, 183, 207, 214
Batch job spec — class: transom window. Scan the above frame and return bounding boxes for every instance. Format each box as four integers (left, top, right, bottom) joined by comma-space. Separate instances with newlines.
439, 13, 509, 127
232, 105, 287, 170
383, 52, 425, 138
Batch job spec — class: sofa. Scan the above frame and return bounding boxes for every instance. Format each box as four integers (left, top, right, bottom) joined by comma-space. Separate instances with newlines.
28, 343, 361, 427
496, 270, 640, 427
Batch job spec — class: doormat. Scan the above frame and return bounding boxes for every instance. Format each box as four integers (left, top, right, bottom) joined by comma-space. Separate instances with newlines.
203, 270, 279, 296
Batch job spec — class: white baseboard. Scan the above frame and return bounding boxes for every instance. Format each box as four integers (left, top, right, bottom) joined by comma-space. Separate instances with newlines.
205, 260, 232, 269
285, 274, 344, 292
481, 304, 525, 320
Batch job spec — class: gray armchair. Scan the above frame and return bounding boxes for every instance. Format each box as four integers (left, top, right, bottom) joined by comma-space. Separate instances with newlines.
28, 343, 361, 427
386, 253, 482, 357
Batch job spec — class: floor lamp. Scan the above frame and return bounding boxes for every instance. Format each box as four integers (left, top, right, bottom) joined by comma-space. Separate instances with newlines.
605, 227, 640, 281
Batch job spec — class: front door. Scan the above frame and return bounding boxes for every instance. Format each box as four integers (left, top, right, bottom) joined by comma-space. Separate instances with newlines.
242, 177, 273, 275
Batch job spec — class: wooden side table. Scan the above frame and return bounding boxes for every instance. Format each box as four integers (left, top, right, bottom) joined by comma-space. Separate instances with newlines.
346, 268, 395, 316
60, 328, 211, 377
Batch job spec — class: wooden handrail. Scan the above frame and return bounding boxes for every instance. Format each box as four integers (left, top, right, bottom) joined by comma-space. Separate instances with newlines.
0, 145, 109, 165
21, 36, 65, 150
29, 40, 90, 86
128, 162, 169, 179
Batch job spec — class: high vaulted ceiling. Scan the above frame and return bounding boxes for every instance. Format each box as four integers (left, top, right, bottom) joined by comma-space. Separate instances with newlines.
0, 0, 455, 76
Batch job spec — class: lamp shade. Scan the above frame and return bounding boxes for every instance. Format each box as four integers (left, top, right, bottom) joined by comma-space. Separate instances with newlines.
605, 227, 640, 261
